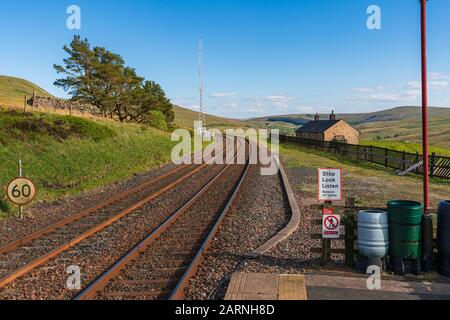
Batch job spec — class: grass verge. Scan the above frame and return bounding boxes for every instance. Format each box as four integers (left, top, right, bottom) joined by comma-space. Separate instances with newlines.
280, 142, 450, 208
360, 140, 450, 157
0, 110, 177, 217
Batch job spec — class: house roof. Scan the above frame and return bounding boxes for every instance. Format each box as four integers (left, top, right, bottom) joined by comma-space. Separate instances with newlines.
296, 120, 342, 133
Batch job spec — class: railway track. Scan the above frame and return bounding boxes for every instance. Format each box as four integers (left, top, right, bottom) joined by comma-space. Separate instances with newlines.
74, 137, 251, 300
0, 137, 234, 297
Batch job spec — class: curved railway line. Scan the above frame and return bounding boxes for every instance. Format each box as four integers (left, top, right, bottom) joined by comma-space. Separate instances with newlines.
0, 135, 296, 301
0, 137, 236, 298
75, 138, 251, 300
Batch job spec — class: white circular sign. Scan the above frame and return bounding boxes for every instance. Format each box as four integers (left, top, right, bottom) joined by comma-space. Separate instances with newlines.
6, 177, 36, 206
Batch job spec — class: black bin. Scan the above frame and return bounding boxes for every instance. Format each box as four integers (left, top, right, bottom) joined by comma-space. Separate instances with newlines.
438, 200, 450, 277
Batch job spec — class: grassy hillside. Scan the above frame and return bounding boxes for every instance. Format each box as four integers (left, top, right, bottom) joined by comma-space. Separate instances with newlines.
172, 105, 261, 129
0, 109, 176, 217
254, 106, 450, 152
0, 75, 252, 130
0, 75, 53, 107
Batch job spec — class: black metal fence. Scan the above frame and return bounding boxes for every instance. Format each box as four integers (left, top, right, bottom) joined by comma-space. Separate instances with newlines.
279, 135, 450, 181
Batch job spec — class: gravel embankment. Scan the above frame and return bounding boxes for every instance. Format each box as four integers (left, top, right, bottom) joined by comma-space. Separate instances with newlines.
185, 163, 292, 300
0, 164, 201, 279
241, 166, 343, 277
96, 161, 247, 300
0, 163, 227, 300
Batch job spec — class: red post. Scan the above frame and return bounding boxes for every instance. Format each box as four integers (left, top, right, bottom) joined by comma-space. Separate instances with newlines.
420, 0, 429, 215
420, 0, 433, 273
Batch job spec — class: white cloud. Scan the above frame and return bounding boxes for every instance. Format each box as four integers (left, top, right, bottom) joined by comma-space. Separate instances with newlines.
405, 90, 421, 97
430, 81, 449, 89
295, 106, 314, 113
348, 74, 450, 104
406, 81, 421, 89
429, 72, 450, 81
352, 88, 375, 93
222, 103, 238, 108
352, 86, 384, 93
366, 94, 404, 102
407, 79, 448, 90
265, 95, 294, 108
347, 93, 418, 103
211, 92, 236, 98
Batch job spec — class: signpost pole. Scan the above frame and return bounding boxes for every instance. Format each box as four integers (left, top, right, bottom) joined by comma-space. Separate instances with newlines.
323, 200, 333, 263
420, 0, 433, 272
318, 168, 343, 264
420, 0, 429, 215
18, 160, 23, 219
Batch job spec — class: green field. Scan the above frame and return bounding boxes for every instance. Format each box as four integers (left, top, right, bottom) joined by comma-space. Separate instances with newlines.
280, 143, 450, 208
0, 75, 52, 107
0, 110, 177, 217
360, 140, 450, 157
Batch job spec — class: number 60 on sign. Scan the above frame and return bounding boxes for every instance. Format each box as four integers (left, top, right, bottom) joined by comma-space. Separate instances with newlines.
6, 177, 36, 206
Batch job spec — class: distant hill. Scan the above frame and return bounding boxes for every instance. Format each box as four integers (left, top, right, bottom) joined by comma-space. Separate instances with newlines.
172, 105, 260, 129
0, 75, 251, 129
0, 75, 53, 106
253, 106, 450, 149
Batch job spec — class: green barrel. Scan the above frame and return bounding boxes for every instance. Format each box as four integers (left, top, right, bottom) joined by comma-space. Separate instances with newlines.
388, 200, 423, 259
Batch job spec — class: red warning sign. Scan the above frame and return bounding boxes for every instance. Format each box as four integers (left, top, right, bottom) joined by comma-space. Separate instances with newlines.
322, 214, 341, 239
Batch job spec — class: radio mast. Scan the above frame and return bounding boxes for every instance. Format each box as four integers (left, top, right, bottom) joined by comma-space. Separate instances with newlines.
198, 39, 205, 127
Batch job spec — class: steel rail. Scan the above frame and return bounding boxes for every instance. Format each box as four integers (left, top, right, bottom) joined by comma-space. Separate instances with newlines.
0, 165, 189, 255
169, 138, 251, 300
74, 138, 246, 300
0, 138, 226, 255
0, 137, 232, 289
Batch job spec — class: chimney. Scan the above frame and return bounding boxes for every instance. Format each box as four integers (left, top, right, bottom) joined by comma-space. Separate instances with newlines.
330, 110, 336, 121
314, 113, 320, 121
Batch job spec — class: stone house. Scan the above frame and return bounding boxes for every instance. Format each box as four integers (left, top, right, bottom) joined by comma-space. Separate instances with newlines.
295, 111, 360, 145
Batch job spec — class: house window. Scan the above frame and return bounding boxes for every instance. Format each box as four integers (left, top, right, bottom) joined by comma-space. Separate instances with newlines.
333, 135, 347, 143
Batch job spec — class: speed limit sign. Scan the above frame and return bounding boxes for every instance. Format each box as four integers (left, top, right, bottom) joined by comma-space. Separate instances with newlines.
6, 177, 36, 206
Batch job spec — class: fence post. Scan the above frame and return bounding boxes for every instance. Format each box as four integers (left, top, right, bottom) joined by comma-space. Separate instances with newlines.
370, 146, 373, 162
23, 95, 27, 113
402, 151, 406, 171
416, 152, 420, 165
430, 152, 436, 178
384, 148, 388, 168
32, 90, 36, 108
344, 197, 356, 267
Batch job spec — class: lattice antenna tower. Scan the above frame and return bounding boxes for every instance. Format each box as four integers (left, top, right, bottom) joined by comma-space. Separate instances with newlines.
198, 39, 205, 126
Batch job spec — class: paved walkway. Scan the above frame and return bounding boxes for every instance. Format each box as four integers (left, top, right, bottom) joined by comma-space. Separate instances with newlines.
225, 273, 307, 300
225, 272, 450, 300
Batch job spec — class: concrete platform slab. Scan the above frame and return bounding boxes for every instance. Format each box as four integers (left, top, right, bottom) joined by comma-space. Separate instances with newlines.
225, 273, 307, 300
305, 274, 450, 300
225, 272, 450, 300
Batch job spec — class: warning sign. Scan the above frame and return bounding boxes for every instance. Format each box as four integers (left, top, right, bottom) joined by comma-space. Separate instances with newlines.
318, 168, 342, 201
322, 214, 341, 239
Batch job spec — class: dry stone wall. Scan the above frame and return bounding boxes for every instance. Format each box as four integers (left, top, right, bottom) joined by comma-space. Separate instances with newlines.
28, 96, 101, 115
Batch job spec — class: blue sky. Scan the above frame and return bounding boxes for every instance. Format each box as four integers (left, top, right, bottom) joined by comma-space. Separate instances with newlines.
1, 0, 450, 118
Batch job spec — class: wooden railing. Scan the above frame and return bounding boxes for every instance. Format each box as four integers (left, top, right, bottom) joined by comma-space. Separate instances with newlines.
279, 134, 450, 181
